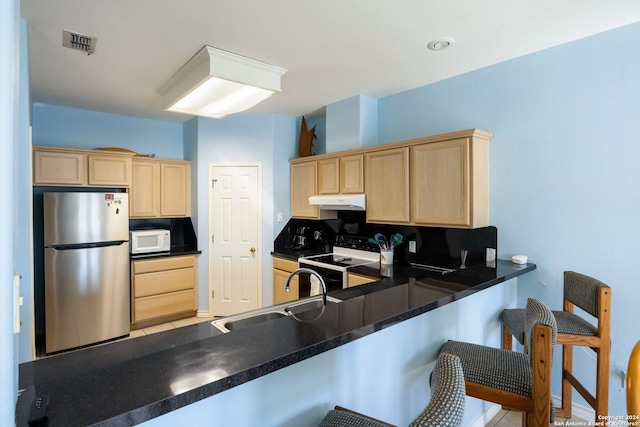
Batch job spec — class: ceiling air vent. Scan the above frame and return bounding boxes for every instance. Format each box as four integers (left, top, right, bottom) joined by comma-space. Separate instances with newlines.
62, 30, 97, 55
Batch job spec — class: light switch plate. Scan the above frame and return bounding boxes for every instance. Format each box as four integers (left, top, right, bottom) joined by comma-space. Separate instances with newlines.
408, 241, 416, 253
277, 212, 283, 222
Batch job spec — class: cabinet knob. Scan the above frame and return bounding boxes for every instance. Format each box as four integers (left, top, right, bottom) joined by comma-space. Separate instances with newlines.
250, 247, 256, 253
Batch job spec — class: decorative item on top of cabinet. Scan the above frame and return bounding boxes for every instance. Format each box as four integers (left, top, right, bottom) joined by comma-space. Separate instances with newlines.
297, 116, 317, 157
273, 257, 299, 304
129, 158, 191, 218
365, 147, 410, 223
131, 255, 197, 329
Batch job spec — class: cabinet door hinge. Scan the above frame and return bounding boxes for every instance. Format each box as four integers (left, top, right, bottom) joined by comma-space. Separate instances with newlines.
212, 179, 217, 188
211, 235, 214, 244
211, 290, 215, 299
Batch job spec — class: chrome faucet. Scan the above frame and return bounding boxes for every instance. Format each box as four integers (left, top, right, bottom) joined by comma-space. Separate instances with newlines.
285, 267, 327, 306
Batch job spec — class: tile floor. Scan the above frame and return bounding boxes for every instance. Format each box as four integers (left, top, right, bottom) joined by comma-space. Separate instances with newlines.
133, 317, 589, 427
128, 314, 215, 339
488, 408, 587, 426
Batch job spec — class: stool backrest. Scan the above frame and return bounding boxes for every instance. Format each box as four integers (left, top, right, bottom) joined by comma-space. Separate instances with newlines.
410, 353, 465, 427
525, 298, 557, 368
564, 271, 609, 318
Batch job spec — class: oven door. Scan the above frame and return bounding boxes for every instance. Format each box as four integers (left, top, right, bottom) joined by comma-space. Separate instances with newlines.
297, 261, 344, 298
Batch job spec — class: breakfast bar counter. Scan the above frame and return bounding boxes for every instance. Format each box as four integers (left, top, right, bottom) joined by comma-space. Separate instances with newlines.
16, 260, 535, 426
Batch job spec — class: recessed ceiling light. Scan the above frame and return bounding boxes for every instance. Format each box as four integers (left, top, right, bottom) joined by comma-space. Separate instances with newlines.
427, 37, 455, 51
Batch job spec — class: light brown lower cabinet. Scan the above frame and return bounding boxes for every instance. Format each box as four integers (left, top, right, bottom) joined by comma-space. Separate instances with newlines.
273, 257, 299, 304
131, 255, 197, 329
347, 272, 378, 288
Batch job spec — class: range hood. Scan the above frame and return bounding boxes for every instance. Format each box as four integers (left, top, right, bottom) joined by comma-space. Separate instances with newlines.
308, 194, 366, 211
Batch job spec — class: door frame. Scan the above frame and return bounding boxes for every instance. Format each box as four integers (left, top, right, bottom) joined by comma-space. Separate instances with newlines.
208, 162, 263, 316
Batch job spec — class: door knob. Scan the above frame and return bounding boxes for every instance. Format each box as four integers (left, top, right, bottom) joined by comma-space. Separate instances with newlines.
250, 247, 256, 253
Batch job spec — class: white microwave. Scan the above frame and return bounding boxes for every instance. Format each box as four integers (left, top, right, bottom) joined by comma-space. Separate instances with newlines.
130, 229, 171, 254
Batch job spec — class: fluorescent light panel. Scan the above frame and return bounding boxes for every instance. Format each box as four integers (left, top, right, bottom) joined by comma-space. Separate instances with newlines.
159, 46, 286, 119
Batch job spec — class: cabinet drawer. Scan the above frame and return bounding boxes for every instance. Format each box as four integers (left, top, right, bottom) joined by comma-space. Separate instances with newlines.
134, 289, 195, 322
134, 267, 195, 298
133, 256, 195, 274
273, 257, 298, 272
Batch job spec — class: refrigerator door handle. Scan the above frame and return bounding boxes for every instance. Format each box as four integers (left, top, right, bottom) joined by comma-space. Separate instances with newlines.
46, 240, 128, 250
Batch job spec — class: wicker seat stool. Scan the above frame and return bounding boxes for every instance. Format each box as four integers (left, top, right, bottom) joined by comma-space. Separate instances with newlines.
318, 352, 466, 427
502, 271, 611, 420
441, 298, 557, 427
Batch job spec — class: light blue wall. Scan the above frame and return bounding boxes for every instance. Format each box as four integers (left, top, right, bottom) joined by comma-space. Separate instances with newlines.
272, 114, 297, 237
326, 95, 377, 152
1, 0, 20, 424
192, 114, 296, 308
32, 104, 184, 159
16, 20, 33, 364
140, 279, 518, 427
378, 22, 640, 415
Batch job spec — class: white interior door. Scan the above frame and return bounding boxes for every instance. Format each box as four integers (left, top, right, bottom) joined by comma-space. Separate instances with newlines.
210, 163, 262, 317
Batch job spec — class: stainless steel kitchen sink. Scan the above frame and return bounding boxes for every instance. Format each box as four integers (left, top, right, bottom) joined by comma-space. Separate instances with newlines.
211, 295, 341, 333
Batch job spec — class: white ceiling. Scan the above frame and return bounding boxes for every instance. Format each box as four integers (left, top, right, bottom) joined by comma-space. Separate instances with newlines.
21, 1, 640, 123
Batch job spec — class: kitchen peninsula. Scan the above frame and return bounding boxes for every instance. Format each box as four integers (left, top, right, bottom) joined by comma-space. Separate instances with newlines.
17, 260, 535, 426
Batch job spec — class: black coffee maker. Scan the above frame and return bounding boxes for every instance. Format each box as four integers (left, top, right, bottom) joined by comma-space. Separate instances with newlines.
290, 226, 311, 250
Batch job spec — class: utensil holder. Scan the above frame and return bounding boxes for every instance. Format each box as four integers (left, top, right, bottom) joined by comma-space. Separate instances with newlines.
380, 249, 394, 265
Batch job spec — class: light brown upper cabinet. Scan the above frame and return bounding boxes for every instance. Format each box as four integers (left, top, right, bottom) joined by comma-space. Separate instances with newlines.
411, 136, 488, 228
130, 159, 159, 217
318, 158, 339, 194
33, 148, 87, 186
129, 158, 191, 218
365, 147, 410, 223
290, 161, 319, 218
160, 162, 191, 217
87, 154, 132, 187
318, 154, 364, 195
289, 129, 492, 228
33, 146, 132, 187
340, 154, 364, 194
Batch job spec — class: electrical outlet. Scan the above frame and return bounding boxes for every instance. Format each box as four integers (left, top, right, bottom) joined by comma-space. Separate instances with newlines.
408, 241, 416, 253
277, 212, 283, 222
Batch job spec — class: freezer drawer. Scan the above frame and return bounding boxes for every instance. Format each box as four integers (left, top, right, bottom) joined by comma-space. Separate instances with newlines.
45, 243, 130, 353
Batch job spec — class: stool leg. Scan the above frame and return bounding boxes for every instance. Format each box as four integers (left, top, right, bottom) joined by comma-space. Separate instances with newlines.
557, 343, 573, 418
595, 345, 610, 419
503, 324, 513, 351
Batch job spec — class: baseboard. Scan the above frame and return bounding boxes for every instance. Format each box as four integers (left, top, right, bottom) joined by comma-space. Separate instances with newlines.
197, 309, 212, 318
552, 395, 595, 421
469, 403, 502, 427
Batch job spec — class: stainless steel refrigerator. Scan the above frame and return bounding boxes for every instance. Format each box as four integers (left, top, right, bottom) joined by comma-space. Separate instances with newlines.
44, 192, 130, 353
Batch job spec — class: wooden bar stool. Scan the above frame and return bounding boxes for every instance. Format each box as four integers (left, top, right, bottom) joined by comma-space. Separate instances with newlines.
441, 298, 557, 427
502, 271, 611, 420
317, 353, 466, 427
628, 340, 640, 417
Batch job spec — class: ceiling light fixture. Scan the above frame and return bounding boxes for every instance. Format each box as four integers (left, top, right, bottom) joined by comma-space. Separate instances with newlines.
158, 46, 287, 119
427, 37, 456, 51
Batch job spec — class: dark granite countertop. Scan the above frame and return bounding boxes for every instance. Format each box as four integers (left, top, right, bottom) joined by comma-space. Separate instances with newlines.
130, 246, 201, 261
17, 259, 535, 427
